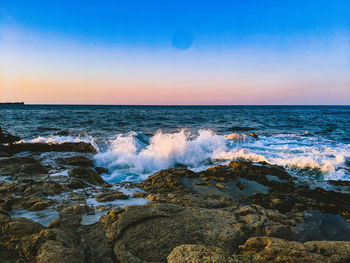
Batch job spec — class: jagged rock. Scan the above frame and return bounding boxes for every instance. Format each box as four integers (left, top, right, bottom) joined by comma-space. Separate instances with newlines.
67, 177, 89, 189
136, 168, 197, 193
80, 224, 115, 263
234, 237, 350, 262
0, 127, 20, 144
0, 151, 11, 157
68, 168, 105, 186
167, 244, 232, 263
98, 203, 243, 262
0, 211, 114, 262
1, 142, 96, 154
94, 191, 128, 202
56, 156, 94, 167
132, 192, 147, 198
0, 215, 43, 262
95, 167, 109, 175
0, 157, 48, 176
247, 133, 258, 139
98, 202, 294, 262
31, 200, 54, 211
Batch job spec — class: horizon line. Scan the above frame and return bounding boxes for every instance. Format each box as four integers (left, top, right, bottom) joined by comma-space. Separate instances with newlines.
1, 103, 349, 107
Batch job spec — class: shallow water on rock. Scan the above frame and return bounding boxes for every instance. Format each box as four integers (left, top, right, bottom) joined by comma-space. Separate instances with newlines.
11, 209, 59, 227
81, 197, 149, 225
183, 177, 269, 200
293, 210, 350, 242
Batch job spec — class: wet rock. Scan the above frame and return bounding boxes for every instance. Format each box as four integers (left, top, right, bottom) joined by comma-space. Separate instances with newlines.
247, 133, 258, 139
0, 215, 43, 262
168, 244, 231, 263
56, 156, 94, 167
35, 241, 85, 263
224, 133, 248, 141
67, 177, 89, 189
136, 168, 197, 193
0, 151, 11, 157
24, 228, 85, 263
23, 181, 67, 196
68, 168, 105, 186
95, 167, 109, 175
94, 191, 129, 202
80, 224, 115, 263
0, 157, 48, 176
1, 142, 96, 154
2, 217, 43, 237
234, 237, 350, 262
132, 192, 147, 198
216, 183, 225, 189
0, 211, 113, 262
0, 127, 20, 144
31, 200, 54, 211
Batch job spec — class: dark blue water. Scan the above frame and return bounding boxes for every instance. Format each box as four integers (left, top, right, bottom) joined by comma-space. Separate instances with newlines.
1, 105, 350, 182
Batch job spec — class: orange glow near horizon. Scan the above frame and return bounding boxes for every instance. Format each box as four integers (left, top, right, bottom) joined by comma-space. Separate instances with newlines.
1, 26, 349, 105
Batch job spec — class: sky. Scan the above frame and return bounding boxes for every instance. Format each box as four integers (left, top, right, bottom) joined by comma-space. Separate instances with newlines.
0, 0, 349, 105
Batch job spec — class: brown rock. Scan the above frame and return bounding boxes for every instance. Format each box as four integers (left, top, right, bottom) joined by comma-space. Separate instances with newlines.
0, 157, 48, 175
94, 191, 129, 202
56, 156, 94, 167
216, 183, 225, 189
68, 168, 105, 185
2, 142, 96, 154
132, 192, 147, 198
234, 237, 350, 263
137, 168, 197, 193
168, 244, 232, 263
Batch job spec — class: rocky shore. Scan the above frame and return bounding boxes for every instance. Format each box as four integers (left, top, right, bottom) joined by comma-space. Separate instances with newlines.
1, 128, 350, 262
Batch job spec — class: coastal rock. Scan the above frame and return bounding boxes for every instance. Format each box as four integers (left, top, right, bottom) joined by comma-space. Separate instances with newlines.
94, 191, 129, 202
99, 203, 244, 262
98, 202, 295, 262
0, 157, 48, 176
67, 177, 89, 189
0, 215, 43, 262
68, 168, 105, 186
167, 244, 231, 263
80, 224, 115, 263
234, 237, 350, 262
0, 151, 12, 157
95, 167, 109, 175
56, 156, 94, 167
0, 211, 114, 262
31, 200, 54, 211
0, 127, 20, 144
136, 168, 197, 193
1, 142, 96, 154
23, 227, 86, 263
247, 133, 259, 139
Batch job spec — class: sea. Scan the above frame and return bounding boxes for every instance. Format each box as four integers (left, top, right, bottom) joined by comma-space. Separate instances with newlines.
1, 105, 350, 184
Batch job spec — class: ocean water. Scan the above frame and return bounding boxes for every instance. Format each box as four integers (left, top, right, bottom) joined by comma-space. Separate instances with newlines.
1, 105, 350, 183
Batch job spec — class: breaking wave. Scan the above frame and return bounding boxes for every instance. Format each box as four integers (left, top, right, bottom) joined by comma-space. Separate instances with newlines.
93, 129, 350, 182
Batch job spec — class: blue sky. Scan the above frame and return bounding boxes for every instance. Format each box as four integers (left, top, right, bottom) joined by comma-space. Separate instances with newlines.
0, 0, 349, 104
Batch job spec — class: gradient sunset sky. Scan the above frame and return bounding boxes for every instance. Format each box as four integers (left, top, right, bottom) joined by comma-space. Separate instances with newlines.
1, 0, 349, 104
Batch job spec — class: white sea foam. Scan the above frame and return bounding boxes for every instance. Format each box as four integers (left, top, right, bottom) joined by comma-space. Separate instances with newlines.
94, 129, 350, 182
